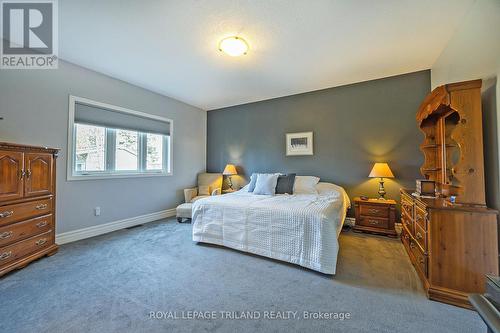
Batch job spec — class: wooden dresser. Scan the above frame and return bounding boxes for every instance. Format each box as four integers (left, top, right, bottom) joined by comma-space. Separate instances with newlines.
401, 79, 499, 308
0, 142, 59, 277
401, 189, 498, 308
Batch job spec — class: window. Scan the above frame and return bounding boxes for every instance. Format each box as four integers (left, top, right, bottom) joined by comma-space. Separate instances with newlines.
115, 129, 138, 171
68, 96, 172, 180
146, 133, 164, 170
75, 124, 106, 172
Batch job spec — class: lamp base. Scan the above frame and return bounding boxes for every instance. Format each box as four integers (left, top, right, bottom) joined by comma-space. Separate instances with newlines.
227, 176, 234, 190
377, 178, 386, 200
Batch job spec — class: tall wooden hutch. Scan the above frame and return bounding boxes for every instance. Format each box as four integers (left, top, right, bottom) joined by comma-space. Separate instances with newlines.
400, 79, 499, 308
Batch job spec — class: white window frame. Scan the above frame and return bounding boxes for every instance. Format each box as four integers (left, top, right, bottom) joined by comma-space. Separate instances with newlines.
67, 95, 173, 181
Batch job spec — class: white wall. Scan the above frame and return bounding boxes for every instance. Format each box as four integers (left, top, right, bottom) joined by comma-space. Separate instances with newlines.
431, 0, 500, 209
0, 60, 207, 233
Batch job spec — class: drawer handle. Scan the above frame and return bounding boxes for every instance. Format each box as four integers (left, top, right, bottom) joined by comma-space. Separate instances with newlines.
0, 211, 13, 218
35, 238, 47, 246
36, 221, 48, 228
0, 251, 12, 260
26, 169, 31, 179
368, 219, 379, 225
35, 204, 48, 210
368, 208, 380, 214
0, 231, 13, 239
416, 232, 423, 240
410, 242, 416, 249
419, 258, 425, 264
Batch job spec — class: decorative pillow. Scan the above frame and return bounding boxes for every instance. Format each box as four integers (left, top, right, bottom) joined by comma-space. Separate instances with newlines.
275, 173, 296, 194
247, 173, 259, 192
294, 176, 320, 194
253, 174, 280, 195
198, 185, 210, 196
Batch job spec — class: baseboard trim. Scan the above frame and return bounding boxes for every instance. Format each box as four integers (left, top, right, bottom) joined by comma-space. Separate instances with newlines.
56, 208, 176, 245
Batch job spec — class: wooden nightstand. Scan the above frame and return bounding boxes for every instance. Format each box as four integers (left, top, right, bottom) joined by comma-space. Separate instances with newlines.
353, 197, 397, 237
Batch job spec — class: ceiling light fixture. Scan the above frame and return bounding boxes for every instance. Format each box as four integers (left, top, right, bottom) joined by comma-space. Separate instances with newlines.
218, 36, 249, 57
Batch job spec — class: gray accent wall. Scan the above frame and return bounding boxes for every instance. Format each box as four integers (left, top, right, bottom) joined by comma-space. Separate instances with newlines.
0, 60, 206, 234
207, 70, 430, 206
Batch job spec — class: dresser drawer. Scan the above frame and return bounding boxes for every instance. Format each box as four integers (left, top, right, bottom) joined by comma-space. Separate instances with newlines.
0, 231, 53, 266
0, 214, 52, 247
401, 225, 410, 249
0, 198, 52, 227
401, 213, 413, 235
409, 239, 428, 276
359, 204, 389, 218
357, 216, 389, 229
414, 223, 427, 251
401, 199, 413, 219
415, 206, 427, 231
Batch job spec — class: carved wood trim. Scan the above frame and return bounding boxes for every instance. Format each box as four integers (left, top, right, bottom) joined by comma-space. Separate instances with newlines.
0, 142, 59, 155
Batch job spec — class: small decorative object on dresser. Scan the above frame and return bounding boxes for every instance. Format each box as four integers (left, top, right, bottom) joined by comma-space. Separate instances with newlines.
0, 142, 59, 277
415, 179, 435, 197
353, 197, 397, 237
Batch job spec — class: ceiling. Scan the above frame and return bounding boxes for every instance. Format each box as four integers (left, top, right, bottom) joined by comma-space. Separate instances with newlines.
59, 0, 474, 110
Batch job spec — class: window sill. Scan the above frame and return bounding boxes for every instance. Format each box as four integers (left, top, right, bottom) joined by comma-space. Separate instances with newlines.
67, 171, 172, 181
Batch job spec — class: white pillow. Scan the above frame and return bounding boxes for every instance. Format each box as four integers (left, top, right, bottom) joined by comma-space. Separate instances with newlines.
253, 173, 280, 195
294, 176, 320, 194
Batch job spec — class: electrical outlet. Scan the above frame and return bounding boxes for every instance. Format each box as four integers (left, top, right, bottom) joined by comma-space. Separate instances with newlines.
94, 207, 101, 216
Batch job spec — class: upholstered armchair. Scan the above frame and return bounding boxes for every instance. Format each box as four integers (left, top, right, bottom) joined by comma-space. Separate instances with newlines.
177, 173, 222, 223
183, 173, 223, 203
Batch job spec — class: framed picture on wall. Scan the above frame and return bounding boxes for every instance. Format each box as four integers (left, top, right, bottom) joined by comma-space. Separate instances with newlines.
286, 132, 313, 156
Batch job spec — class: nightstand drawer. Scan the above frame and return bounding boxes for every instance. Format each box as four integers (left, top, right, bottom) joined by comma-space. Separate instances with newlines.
353, 197, 397, 237
357, 216, 389, 229
359, 205, 389, 218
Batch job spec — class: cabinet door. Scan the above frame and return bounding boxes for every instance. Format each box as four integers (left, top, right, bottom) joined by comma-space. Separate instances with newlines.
0, 150, 24, 201
24, 153, 53, 197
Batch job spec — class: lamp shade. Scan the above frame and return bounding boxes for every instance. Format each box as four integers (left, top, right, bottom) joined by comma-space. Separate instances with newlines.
369, 163, 394, 178
223, 164, 237, 175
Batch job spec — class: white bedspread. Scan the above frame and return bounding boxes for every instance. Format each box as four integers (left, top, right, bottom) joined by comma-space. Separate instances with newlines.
192, 182, 350, 274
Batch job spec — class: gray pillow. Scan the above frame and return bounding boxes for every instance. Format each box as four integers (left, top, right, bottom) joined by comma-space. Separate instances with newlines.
275, 173, 296, 194
253, 174, 280, 195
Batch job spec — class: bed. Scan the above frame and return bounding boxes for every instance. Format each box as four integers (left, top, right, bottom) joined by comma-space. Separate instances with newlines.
192, 182, 350, 274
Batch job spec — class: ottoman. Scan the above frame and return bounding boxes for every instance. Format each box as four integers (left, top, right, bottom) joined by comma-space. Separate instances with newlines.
176, 202, 193, 223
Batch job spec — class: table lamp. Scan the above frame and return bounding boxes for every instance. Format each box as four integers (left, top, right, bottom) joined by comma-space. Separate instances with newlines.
369, 162, 394, 199
223, 164, 237, 190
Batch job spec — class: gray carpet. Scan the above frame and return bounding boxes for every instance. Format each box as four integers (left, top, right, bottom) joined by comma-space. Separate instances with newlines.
0, 218, 484, 333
